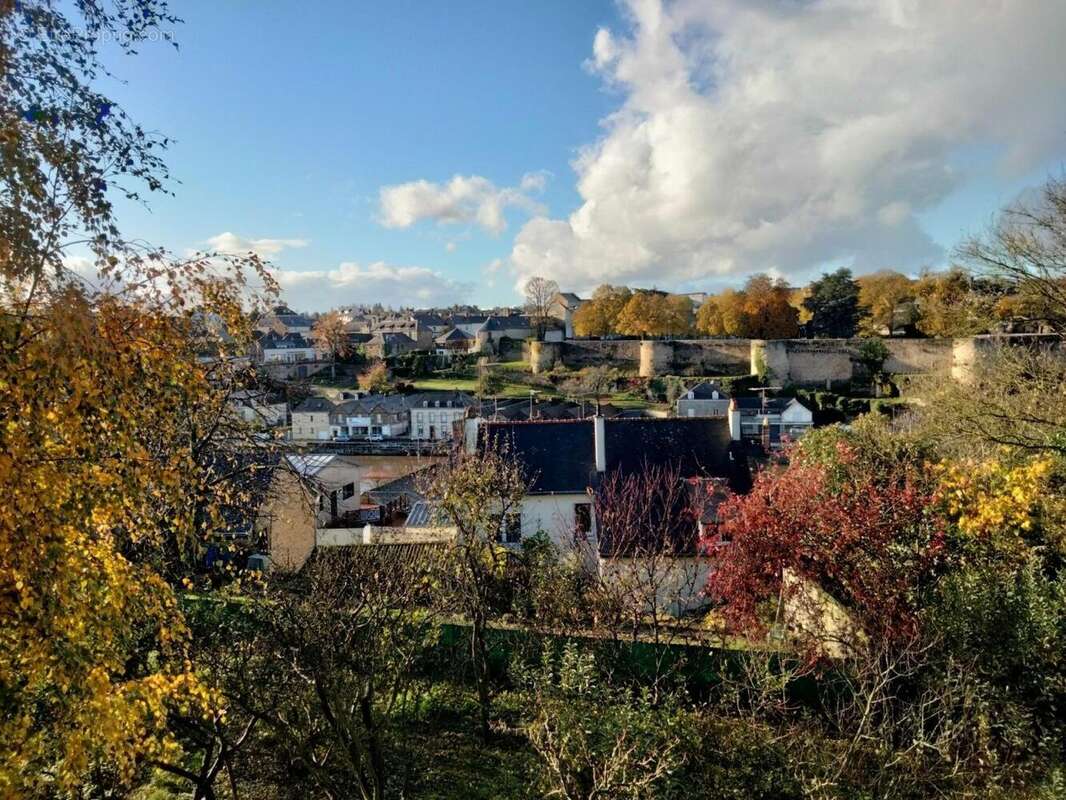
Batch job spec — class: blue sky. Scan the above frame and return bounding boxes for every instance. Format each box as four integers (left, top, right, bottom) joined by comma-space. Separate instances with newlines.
102, 0, 1066, 310
104, 0, 621, 306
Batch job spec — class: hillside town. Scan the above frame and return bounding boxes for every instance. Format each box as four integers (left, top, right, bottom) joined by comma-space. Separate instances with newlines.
5, 3, 1066, 800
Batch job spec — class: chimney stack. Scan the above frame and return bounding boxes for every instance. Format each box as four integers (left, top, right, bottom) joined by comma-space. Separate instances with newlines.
593, 415, 607, 472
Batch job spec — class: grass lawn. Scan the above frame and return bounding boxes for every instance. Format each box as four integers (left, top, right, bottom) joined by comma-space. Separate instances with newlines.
410, 376, 535, 398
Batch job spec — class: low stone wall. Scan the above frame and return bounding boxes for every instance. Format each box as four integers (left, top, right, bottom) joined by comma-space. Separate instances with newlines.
883, 338, 955, 375
529, 339, 642, 373
672, 339, 754, 376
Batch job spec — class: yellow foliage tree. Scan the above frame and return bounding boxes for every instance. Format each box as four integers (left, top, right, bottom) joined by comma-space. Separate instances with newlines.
1, 3, 280, 794
696, 276, 797, 338
856, 270, 915, 335
572, 285, 631, 337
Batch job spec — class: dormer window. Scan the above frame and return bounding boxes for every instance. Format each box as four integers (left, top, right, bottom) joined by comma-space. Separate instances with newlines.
712, 391, 719, 400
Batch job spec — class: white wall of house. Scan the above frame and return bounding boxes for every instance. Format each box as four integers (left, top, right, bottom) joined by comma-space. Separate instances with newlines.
410, 407, 466, 440
291, 411, 332, 441
262, 346, 317, 363
332, 414, 408, 439
781, 400, 814, 427
517, 493, 595, 550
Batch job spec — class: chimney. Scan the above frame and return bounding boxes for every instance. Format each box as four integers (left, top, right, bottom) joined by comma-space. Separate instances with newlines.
728, 398, 741, 441
593, 415, 607, 472
761, 415, 771, 451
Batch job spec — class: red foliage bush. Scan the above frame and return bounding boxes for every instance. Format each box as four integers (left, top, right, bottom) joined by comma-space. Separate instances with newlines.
706, 459, 944, 643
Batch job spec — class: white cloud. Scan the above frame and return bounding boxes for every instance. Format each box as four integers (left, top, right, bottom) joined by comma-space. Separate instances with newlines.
378, 173, 548, 235
205, 232, 309, 258
272, 261, 472, 311
509, 0, 1066, 293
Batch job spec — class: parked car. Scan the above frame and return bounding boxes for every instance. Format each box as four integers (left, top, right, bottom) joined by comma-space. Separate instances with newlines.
367, 433, 384, 442
334, 433, 351, 442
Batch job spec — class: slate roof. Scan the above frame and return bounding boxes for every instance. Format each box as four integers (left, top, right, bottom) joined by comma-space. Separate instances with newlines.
603, 418, 750, 494
407, 391, 476, 409
733, 397, 805, 414
365, 465, 439, 506
683, 381, 730, 400
368, 331, 415, 345
334, 393, 410, 416
479, 416, 750, 495
435, 327, 472, 343
479, 315, 533, 332
448, 314, 490, 326
293, 396, 334, 414
260, 331, 315, 349
480, 420, 597, 494
207, 450, 282, 534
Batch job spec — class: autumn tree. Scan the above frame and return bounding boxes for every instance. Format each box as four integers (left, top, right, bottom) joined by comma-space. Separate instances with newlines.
856, 269, 915, 335
696, 288, 749, 336
696, 275, 798, 338
523, 275, 560, 337
358, 361, 393, 394
913, 268, 998, 337
475, 362, 505, 398
739, 274, 799, 338
709, 413, 1066, 796
664, 293, 695, 335
423, 445, 528, 741
310, 310, 351, 379
0, 3, 283, 793
615, 291, 691, 337
960, 174, 1066, 332
572, 284, 631, 337
803, 268, 863, 338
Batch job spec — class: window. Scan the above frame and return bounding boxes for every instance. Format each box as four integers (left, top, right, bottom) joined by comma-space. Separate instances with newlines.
687, 408, 695, 417
500, 512, 521, 544
574, 503, 592, 537
342, 482, 355, 500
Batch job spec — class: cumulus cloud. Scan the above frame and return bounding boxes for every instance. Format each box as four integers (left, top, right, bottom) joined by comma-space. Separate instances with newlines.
378, 172, 548, 235
272, 261, 472, 311
509, 0, 1066, 292
205, 231, 309, 258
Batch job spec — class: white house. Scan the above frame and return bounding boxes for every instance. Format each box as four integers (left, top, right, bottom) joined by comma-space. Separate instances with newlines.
466, 416, 751, 552
676, 381, 731, 418
408, 391, 475, 441
290, 396, 334, 441
257, 331, 318, 364
728, 396, 814, 447
548, 292, 586, 338
331, 395, 410, 440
